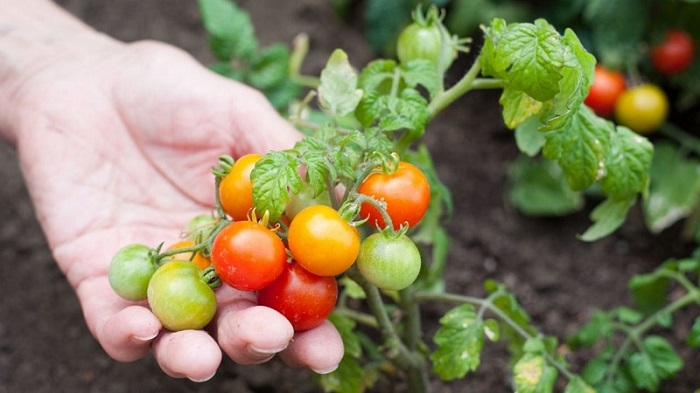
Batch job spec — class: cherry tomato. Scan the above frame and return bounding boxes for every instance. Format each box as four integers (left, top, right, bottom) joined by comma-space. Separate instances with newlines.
287, 205, 360, 276
614, 83, 669, 134
358, 161, 431, 230
650, 29, 695, 75
211, 220, 287, 291
584, 66, 626, 118
108, 244, 158, 301
185, 213, 219, 242
357, 233, 422, 291
257, 262, 338, 332
219, 154, 262, 221
147, 261, 217, 331
166, 240, 211, 270
396, 22, 454, 72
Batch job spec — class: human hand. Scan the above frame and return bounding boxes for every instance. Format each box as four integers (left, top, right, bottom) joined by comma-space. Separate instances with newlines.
1, 37, 343, 381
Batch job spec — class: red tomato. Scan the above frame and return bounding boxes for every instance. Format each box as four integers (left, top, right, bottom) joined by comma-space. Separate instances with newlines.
287, 205, 360, 277
210, 221, 287, 291
650, 29, 695, 75
257, 262, 338, 332
584, 66, 626, 118
357, 161, 431, 230
219, 154, 262, 221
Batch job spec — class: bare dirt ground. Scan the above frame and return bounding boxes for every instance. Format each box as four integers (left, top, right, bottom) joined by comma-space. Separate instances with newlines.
1, 1, 698, 392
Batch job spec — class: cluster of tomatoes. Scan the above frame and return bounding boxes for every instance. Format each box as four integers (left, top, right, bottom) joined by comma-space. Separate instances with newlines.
108, 154, 431, 333
584, 29, 695, 134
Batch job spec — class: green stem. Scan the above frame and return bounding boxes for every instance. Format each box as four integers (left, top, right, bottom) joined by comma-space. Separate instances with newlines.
414, 290, 577, 381
333, 307, 379, 329
427, 57, 498, 119
400, 287, 422, 351
290, 74, 321, 89
348, 267, 428, 393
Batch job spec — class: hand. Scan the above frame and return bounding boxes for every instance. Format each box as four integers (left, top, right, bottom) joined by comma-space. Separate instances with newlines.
3, 37, 343, 381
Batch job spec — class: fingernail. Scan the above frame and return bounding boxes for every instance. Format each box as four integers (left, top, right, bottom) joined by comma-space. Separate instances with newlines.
248, 343, 288, 356
312, 365, 338, 374
133, 332, 158, 342
188, 371, 216, 383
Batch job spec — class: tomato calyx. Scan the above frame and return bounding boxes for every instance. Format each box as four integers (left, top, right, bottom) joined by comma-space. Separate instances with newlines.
211, 154, 235, 179
201, 266, 222, 289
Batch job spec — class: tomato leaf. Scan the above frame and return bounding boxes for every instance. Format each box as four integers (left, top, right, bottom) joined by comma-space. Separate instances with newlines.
480, 18, 566, 102
628, 270, 669, 315
251, 151, 303, 222
500, 88, 543, 129
358, 59, 397, 95
512, 339, 558, 393
564, 376, 596, 393
687, 317, 700, 348
579, 196, 635, 242
318, 49, 364, 117
248, 44, 291, 90
567, 311, 614, 349
294, 137, 335, 197
400, 59, 440, 98
539, 28, 596, 132
430, 304, 486, 380
628, 336, 683, 392
508, 156, 584, 216
377, 88, 429, 134
542, 106, 611, 191
599, 126, 654, 201
514, 116, 546, 157
198, 0, 258, 61
643, 142, 700, 233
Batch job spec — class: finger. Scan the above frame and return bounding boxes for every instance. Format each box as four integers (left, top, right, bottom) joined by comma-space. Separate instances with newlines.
279, 320, 344, 374
76, 276, 161, 362
224, 81, 303, 156
152, 330, 222, 382
214, 286, 294, 364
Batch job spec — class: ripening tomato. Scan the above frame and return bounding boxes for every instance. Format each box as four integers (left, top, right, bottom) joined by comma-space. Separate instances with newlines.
257, 262, 338, 332
147, 261, 217, 331
650, 29, 695, 75
358, 161, 431, 230
615, 83, 669, 134
219, 154, 262, 221
108, 244, 158, 301
357, 233, 422, 291
210, 220, 287, 291
287, 205, 360, 277
584, 66, 626, 118
166, 240, 211, 270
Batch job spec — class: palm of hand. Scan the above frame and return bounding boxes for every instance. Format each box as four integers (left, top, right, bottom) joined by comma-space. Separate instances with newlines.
10, 41, 341, 380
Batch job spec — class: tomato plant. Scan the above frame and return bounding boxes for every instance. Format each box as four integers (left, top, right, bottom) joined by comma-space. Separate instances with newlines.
218, 154, 261, 221
357, 233, 421, 291
650, 29, 695, 75
584, 65, 626, 117
147, 260, 218, 331
615, 83, 669, 134
108, 244, 158, 301
287, 205, 360, 276
210, 220, 287, 291
101, 1, 700, 392
257, 261, 338, 332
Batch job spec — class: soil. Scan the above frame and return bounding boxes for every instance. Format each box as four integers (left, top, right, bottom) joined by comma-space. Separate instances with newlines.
1, 1, 698, 392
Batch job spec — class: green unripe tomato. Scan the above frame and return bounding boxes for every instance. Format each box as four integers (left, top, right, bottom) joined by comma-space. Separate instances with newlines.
357, 233, 421, 291
147, 261, 217, 331
285, 182, 332, 221
396, 22, 454, 72
185, 213, 219, 242
108, 244, 158, 301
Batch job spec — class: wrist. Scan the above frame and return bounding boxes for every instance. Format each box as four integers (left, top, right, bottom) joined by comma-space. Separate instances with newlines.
0, 0, 120, 144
